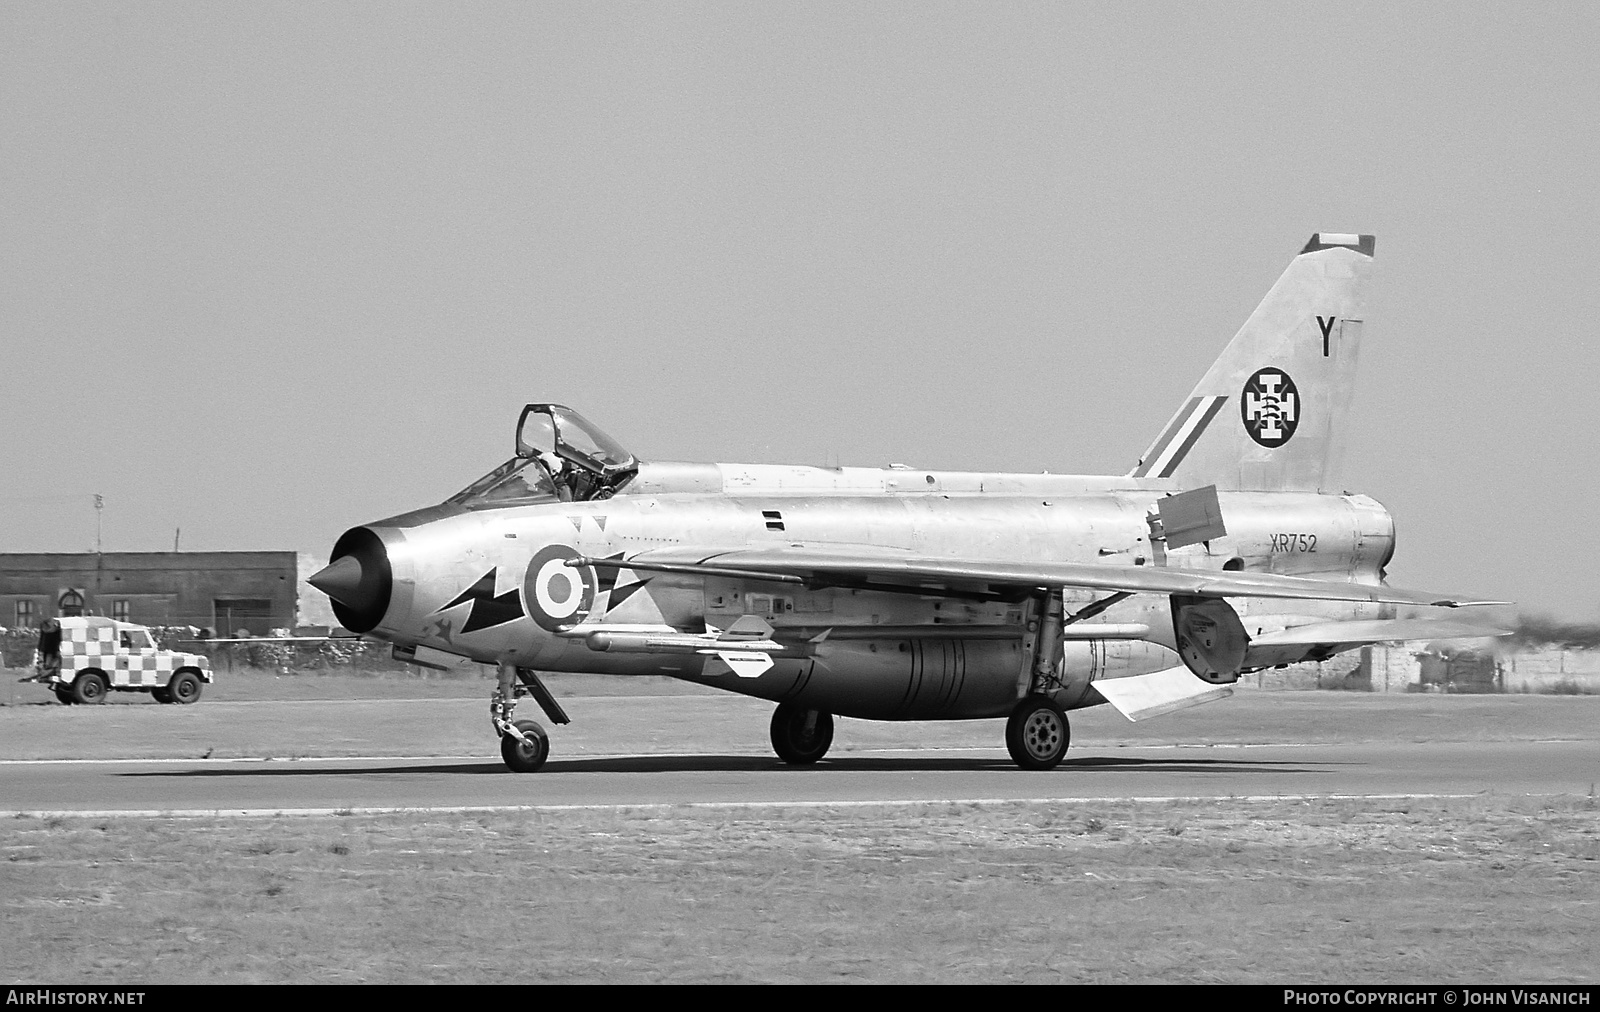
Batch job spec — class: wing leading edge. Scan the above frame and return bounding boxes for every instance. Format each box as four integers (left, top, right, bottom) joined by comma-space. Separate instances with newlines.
576, 544, 1502, 609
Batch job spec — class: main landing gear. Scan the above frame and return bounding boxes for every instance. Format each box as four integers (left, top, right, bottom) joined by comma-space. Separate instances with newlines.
1005, 696, 1070, 770
1002, 587, 1075, 770
492, 663, 570, 773
765, 698, 1069, 770
770, 703, 834, 764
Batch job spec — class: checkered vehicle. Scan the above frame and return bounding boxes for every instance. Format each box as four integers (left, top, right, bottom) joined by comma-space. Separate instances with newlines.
31, 616, 213, 705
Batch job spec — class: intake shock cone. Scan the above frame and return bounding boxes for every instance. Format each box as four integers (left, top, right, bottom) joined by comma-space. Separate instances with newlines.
311, 527, 393, 633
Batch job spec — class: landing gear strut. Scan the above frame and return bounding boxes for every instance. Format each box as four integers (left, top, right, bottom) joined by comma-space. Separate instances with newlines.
491, 663, 570, 773
1004, 587, 1077, 771
1005, 696, 1070, 770
770, 703, 833, 764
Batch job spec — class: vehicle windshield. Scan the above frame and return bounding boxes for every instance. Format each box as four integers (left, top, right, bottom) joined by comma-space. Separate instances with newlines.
447, 457, 564, 509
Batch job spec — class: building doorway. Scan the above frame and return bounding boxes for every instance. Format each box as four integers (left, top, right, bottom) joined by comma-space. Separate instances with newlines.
213, 599, 274, 637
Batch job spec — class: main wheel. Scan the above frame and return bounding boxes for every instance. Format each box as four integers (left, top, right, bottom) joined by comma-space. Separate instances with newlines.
500, 719, 549, 773
770, 703, 834, 764
167, 671, 203, 705
72, 671, 108, 705
1005, 696, 1070, 770
53, 686, 75, 705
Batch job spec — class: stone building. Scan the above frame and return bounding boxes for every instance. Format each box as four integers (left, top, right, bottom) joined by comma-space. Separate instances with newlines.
0, 552, 336, 634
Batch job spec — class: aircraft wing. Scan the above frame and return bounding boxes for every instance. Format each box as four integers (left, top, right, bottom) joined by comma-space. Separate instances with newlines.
580, 544, 1501, 608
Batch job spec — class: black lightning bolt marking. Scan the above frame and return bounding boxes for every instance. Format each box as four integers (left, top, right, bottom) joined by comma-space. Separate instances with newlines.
593, 553, 626, 596
439, 568, 524, 633
604, 579, 653, 614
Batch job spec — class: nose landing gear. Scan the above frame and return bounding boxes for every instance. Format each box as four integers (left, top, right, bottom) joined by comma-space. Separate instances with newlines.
491, 663, 570, 773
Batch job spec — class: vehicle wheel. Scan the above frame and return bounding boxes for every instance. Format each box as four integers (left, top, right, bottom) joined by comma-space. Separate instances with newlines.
1005, 696, 1070, 770
500, 719, 549, 773
53, 686, 75, 705
167, 671, 203, 705
770, 703, 833, 764
72, 671, 108, 705
152, 687, 173, 704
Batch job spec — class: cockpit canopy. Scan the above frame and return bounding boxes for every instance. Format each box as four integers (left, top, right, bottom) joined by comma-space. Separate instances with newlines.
515, 404, 635, 477
449, 404, 638, 509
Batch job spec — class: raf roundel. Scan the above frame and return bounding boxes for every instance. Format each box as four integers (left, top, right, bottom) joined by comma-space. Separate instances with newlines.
1240, 367, 1300, 448
522, 545, 597, 632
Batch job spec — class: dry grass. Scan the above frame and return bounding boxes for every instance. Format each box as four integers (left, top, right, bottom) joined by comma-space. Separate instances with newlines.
3, 795, 1597, 984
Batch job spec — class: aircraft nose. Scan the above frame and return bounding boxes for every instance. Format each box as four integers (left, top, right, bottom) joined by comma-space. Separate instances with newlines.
316, 527, 394, 633
309, 556, 365, 607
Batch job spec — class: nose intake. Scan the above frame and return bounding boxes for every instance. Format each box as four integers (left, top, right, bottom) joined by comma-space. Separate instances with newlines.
315, 527, 394, 633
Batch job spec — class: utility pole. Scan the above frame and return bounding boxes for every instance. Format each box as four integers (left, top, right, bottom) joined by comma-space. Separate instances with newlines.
94, 493, 105, 611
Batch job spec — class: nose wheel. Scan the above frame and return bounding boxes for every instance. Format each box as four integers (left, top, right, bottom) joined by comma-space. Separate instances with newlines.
1005, 696, 1070, 770
500, 719, 550, 773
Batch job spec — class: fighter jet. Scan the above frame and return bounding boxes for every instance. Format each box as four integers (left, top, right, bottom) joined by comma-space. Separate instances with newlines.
310, 233, 1506, 773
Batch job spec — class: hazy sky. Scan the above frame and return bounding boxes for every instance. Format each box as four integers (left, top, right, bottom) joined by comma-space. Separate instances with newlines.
3, 3, 1597, 621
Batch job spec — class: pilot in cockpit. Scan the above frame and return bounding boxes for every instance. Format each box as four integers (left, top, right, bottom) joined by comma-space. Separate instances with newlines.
538, 451, 575, 502
449, 405, 636, 510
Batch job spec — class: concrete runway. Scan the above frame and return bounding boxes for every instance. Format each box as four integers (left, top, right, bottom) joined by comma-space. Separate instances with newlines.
3, 693, 1597, 814
5, 739, 1596, 815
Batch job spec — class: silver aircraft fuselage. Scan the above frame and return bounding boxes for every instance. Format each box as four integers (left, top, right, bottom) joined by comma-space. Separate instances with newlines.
333, 460, 1394, 721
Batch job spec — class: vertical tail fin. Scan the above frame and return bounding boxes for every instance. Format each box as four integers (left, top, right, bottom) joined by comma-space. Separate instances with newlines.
1130, 234, 1374, 491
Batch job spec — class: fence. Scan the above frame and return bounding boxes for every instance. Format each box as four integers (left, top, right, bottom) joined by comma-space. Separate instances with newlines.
6, 626, 1599, 693
0, 626, 402, 674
